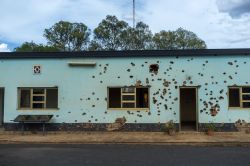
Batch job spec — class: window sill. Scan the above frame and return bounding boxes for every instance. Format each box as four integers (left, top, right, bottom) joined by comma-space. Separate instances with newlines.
228, 107, 250, 110
108, 108, 149, 111
17, 108, 59, 111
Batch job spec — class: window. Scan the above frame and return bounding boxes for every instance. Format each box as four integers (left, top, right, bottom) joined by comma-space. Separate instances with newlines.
108, 87, 149, 109
228, 88, 240, 107
228, 87, 250, 108
18, 87, 58, 109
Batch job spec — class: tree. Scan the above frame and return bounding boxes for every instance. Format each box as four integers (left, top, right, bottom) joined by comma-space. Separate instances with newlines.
15, 42, 60, 52
44, 21, 90, 51
91, 16, 153, 50
153, 28, 206, 49
91, 15, 128, 50
174, 28, 206, 49
153, 30, 176, 50
122, 22, 153, 50
88, 41, 103, 51
15, 16, 207, 52
91, 15, 206, 51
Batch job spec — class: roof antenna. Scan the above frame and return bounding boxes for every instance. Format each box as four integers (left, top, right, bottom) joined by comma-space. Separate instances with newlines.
133, 0, 135, 28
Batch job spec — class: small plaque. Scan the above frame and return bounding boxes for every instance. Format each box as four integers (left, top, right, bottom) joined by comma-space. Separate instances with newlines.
33, 65, 41, 74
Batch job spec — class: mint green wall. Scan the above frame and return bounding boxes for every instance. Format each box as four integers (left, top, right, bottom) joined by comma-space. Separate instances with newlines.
0, 55, 250, 124
0, 89, 3, 125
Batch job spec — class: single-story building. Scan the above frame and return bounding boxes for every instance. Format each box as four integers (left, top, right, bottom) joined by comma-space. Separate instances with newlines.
0, 49, 250, 132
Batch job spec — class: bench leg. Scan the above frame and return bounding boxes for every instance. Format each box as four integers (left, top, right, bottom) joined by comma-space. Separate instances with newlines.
42, 123, 45, 136
22, 122, 24, 135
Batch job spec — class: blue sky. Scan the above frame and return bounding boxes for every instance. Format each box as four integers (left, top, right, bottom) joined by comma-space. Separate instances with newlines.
1, 0, 250, 51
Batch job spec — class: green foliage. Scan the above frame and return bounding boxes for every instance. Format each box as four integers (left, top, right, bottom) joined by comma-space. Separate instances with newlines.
175, 28, 206, 49
15, 42, 59, 52
122, 22, 153, 50
92, 15, 128, 50
161, 120, 176, 132
15, 15, 207, 52
153, 30, 176, 50
91, 17, 153, 50
88, 41, 103, 51
44, 21, 90, 51
153, 28, 207, 49
204, 123, 216, 131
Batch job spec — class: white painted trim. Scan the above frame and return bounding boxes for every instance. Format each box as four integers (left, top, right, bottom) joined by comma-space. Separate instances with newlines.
68, 62, 96, 66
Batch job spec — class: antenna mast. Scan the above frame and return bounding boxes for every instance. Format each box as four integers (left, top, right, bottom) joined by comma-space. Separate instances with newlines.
133, 0, 135, 28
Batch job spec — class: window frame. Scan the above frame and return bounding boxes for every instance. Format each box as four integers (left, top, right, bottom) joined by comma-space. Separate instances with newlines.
228, 86, 250, 109
107, 86, 150, 111
17, 87, 59, 110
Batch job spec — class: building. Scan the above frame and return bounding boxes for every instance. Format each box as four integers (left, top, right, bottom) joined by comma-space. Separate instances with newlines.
0, 49, 250, 132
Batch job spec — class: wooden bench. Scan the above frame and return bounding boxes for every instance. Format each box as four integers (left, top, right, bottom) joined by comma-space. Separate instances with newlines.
14, 115, 53, 135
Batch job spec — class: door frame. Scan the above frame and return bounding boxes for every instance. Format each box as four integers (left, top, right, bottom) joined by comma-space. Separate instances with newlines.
179, 86, 199, 131
0, 88, 4, 126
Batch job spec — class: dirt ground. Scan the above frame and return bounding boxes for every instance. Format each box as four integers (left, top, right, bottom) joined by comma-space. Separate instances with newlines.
0, 131, 250, 145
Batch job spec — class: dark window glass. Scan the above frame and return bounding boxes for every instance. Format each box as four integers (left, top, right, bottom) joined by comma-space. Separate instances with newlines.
242, 95, 250, 100
228, 88, 240, 107
108, 88, 121, 108
122, 103, 135, 108
33, 103, 44, 108
242, 87, 250, 93
20, 89, 31, 108
46, 89, 58, 108
136, 88, 149, 108
33, 96, 44, 101
122, 95, 135, 101
243, 102, 250, 108
33, 89, 45, 94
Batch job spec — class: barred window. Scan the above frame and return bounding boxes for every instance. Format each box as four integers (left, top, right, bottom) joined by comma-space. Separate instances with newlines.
18, 87, 58, 109
108, 87, 149, 109
228, 87, 250, 108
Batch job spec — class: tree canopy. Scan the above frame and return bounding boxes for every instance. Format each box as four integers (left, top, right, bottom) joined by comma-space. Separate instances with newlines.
174, 28, 206, 49
15, 42, 59, 52
122, 22, 153, 50
15, 15, 207, 52
91, 15, 129, 50
44, 21, 90, 51
153, 28, 206, 50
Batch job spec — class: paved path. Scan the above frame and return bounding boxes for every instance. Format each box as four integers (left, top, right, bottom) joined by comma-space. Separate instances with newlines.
0, 144, 250, 166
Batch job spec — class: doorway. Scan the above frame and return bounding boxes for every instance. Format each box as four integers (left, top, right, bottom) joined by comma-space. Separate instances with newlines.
0, 88, 4, 126
180, 87, 197, 131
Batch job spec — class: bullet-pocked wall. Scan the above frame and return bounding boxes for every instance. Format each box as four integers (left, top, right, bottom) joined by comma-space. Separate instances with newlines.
1, 55, 250, 130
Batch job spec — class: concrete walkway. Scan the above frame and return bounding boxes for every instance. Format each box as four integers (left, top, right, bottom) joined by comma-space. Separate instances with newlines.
0, 131, 250, 145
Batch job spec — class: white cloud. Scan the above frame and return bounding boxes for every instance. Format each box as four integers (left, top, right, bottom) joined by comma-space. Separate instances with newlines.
0, 0, 250, 49
136, 0, 250, 48
0, 43, 10, 52
0, 0, 125, 44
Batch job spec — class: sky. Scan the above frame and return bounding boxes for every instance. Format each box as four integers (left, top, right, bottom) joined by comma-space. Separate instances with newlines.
0, 0, 250, 51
